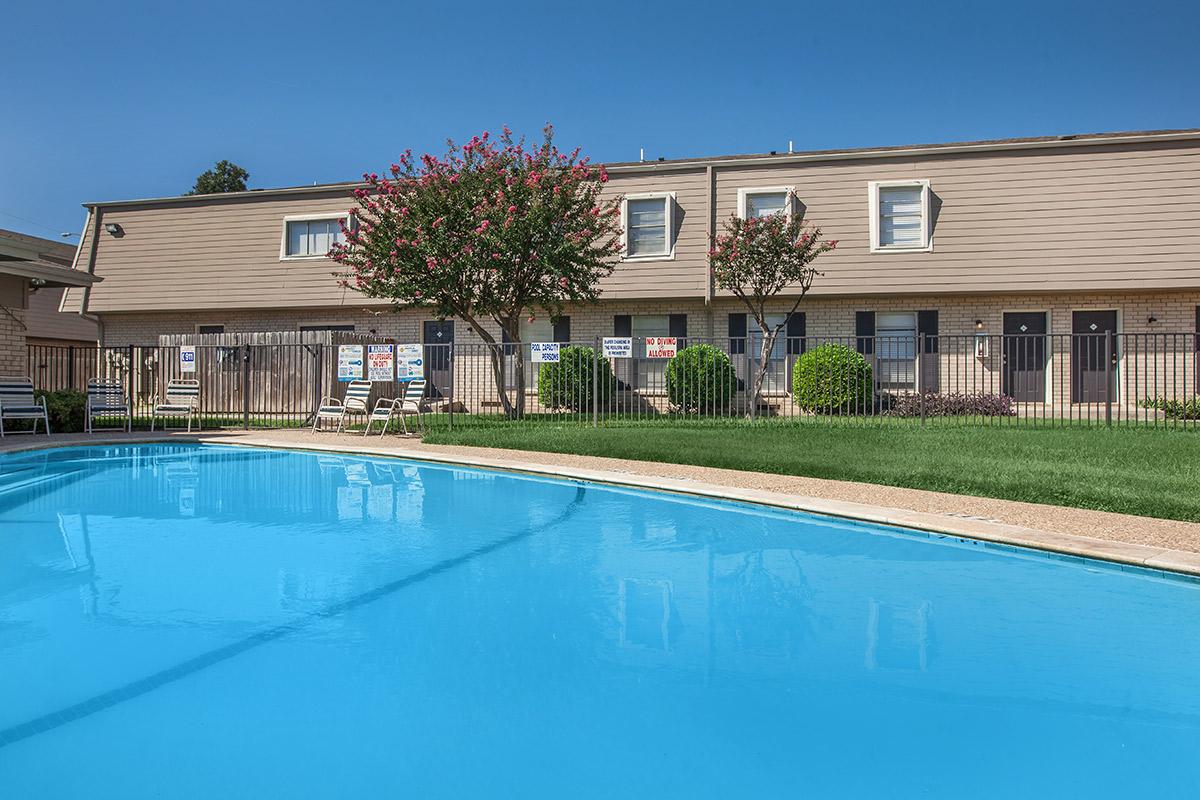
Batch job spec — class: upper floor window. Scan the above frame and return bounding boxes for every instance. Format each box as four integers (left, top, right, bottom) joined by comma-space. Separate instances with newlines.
281, 214, 348, 259
622, 193, 675, 259
738, 187, 793, 219
869, 180, 931, 252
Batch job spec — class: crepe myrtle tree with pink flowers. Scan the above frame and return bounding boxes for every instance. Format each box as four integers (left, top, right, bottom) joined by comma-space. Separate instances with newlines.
709, 207, 837, 418
330, 125, 623, 418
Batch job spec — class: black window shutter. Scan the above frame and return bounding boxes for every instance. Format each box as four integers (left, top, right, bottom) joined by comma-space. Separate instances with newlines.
917, 310, 939, 353
668, 314, 688, 338
917, 309, 940, 392
728, 313, 746, 354
787, 312, 806, 355
855, 311, 875, 355
613, 315, 632, 337
553, 316, 571, 343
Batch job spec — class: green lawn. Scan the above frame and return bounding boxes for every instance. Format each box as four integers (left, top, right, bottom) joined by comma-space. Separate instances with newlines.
422, 421, 1200, 522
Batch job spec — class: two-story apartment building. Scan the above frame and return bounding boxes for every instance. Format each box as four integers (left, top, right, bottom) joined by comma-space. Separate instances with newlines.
61, 128, 1200, 408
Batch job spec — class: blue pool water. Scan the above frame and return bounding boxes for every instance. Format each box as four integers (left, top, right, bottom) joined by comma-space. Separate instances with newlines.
0, 444, 1197, 798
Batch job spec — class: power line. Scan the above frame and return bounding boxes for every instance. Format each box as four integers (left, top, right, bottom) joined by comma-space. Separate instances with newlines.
0, 208, 73, 236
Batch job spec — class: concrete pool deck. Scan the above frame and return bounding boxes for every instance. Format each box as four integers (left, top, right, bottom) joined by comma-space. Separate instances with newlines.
3, 429, 1200, 577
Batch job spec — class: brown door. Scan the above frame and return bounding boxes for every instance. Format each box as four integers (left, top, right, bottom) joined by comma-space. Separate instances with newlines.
1002, 312, 1047, 402
422, 320, 454, 399
1071, 311, 1118, 403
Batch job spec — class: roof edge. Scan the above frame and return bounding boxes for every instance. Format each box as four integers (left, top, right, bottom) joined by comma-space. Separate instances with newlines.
83, 127, 1200, 208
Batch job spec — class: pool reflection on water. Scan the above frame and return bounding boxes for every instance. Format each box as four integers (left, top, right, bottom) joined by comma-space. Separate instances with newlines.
0, 444, 1197, 798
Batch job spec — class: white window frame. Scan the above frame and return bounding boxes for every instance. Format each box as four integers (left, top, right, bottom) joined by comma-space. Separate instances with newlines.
621, 192, 676, 261
279, 213, 352, 261
737, 186, 795, 220
868, 180, 932, 253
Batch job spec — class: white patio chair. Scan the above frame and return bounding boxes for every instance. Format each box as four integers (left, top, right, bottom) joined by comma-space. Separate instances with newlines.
86, 379, 132, 433
312, 379, 372, 434
395, 378, 428, 434
0, 376, 50, 437
363, 396, 403, 437
150, 379, 201, 432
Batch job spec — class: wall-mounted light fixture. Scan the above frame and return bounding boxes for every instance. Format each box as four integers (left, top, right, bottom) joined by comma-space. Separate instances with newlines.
104, 222, 123, 236
974, 319, 984, 330
1147, 315, 1158, 324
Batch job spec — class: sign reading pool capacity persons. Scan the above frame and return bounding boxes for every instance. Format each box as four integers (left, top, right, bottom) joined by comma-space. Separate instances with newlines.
602, 337, 632, 359
396, 344, 424, 379
367, 344, 394, 382
337, 345, 364, 382
645, 337, 678, 358
179, 345, 197, 373
530, 342, 560, 363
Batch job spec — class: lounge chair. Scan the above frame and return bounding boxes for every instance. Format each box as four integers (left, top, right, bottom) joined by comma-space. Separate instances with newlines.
150, 379, 201, 432
312, 379, 372, 434
86, 379, 132, 433
395, 378, 428, 434
362, 379, 428, 436
0, 376, 50, 437
363, 396, 402, 437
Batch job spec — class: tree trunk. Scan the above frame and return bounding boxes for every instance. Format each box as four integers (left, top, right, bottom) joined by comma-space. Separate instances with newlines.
462, 314, 524, 419
748, 323, 780, 420
484, 343, 516, 418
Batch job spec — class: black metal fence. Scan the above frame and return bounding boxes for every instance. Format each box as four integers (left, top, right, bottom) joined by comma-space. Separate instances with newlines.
22, 331, 1200, 431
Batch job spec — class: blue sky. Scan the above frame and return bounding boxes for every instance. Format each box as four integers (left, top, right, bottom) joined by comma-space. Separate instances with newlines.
3, 0, 1197, 241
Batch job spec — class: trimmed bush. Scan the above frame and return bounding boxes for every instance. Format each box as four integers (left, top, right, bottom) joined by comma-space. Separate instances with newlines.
35, 389, 87, 433
666, 344, 737, 412
537, 345, 616, 411
792, 343, 873, 413
885, 392, 1015, 418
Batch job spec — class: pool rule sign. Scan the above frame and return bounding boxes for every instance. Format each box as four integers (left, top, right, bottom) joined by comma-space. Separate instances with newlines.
645, 337, 677, 358
396, 344, 423, 380
530, 342, 560, 363
367, 344, 394, 381
179, 345, 197, 373
602, 337, 632, 359
337, 345, 364, 382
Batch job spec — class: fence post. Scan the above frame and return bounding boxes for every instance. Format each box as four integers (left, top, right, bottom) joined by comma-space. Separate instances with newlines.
447, 341, 455, 431
592, 336, 599, 428
1105, 330, 1113, 428
918, 333, 926, 427
242, 344, 252, 430
127, 345, 135, 426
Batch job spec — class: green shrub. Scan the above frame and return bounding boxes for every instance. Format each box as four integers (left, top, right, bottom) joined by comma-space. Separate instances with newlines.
35, 389, 87, 433
666, 344, 737, 412
1140, 395, 1200, 420
792, 343, 873, 413
537, 345, 616, 411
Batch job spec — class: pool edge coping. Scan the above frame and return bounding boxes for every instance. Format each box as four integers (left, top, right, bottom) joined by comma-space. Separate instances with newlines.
6, 433, 1200, 578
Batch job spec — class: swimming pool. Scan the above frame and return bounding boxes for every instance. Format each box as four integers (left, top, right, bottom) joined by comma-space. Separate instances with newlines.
0, 443, 1197, 797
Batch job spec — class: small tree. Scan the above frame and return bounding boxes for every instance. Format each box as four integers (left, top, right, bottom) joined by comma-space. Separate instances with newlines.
709, 208, 836, 417
187, 160, 249, 195
330, 126, 622, 417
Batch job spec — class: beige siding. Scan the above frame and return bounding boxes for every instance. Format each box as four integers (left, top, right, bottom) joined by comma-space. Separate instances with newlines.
711, 140, 1200, 297
597, 167, 710, 299
75, 137, 1200, 316
26, 287, 98, 341
78, 191, 385, 313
